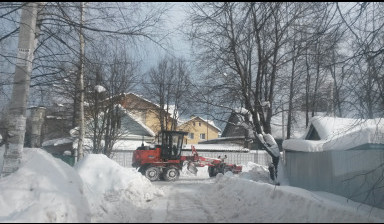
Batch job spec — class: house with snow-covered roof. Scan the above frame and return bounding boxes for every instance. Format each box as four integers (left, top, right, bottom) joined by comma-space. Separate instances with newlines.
79, 105, 156, 149
177, 115, 221, 145
221, 108, 308, 150
283, 116, 384, 152
282, 116, 384, 209
42, 105, 157, 164
114, 92, 177, 136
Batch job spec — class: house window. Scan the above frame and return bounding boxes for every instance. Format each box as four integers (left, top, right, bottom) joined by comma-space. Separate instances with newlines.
200, 133, 206, 140
199, 122, 201, 126
188, 133, 194, 139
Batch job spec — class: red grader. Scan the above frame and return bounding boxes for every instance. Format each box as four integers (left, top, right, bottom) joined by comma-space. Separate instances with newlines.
132, 131, 242, 181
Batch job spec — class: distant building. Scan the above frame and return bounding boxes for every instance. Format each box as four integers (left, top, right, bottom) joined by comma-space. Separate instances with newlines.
221, 109, 311, 150
283, 116, 384, 151
177, 116, 221, 145
115, 92, 177, 136
283, 116, 384, 209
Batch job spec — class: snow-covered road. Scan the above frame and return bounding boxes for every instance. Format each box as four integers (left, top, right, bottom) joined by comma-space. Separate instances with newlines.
149, 176, 218, 223
137, 166, 384, 223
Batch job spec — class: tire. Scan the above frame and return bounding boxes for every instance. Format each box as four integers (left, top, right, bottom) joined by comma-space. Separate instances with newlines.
145, 166, 160, 181
138, 166, 146, 175
223, 166, 230, 174
163, 167, 180, 181
208, 166, 218, 177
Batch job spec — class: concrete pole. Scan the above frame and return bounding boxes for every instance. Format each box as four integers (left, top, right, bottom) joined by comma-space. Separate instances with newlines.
1, 3, 40, 177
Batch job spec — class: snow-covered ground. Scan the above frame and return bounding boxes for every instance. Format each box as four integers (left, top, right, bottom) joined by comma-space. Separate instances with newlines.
0, 146, 384, 222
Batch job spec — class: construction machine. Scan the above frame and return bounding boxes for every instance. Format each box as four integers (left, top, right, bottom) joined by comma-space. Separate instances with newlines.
132, 130, 242, 181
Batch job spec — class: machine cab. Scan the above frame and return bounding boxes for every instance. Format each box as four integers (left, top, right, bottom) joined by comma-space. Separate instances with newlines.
158, 130, 187, 160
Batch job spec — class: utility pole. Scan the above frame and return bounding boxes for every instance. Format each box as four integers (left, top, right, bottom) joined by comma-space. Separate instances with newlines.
1, 2, 42, 177
77, 2, 86, 162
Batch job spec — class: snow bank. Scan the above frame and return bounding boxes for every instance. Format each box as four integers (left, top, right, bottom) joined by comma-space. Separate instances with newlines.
207, 174, 383, 222
0, 148, 91, 223
238, 161, 271, 183
74, 154, 164, 222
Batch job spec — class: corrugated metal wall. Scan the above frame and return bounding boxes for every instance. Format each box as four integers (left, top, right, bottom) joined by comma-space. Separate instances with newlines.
284, 149, 384, 209
111, 150, 272, 168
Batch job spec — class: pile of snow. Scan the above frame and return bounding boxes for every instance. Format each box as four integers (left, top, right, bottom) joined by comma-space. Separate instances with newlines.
74, 154, 164, 223
0, 145, 383, 222
207, 173, 383, 222
238, 161, 272, 183
0, 148, 91, 223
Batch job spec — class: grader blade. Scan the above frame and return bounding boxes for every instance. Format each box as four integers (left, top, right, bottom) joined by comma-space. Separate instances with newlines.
186, 161, 198, 174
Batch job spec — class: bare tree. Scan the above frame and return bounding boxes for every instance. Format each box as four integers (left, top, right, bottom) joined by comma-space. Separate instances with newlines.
85, 42, 139, 157
0, 2, 172, 173
336, 2, 384, 119
186, 2, 309, 181
142, 56, 192, 134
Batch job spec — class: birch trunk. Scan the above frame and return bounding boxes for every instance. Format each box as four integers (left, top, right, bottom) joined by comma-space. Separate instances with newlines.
1, 2, 40, 177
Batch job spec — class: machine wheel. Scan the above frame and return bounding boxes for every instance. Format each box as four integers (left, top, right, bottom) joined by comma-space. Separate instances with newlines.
223, 166, 231, 174
138, 166, 146, 175
208, 166, 218, 177
145, 166, 160, 181
163, 166, 180, 181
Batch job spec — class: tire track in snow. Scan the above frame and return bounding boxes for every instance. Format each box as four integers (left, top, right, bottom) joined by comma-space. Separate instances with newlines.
148, 178, 217, 223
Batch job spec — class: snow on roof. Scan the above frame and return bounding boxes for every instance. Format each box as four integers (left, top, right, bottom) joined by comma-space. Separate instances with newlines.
42, 137, 74, 147
94, 85, 106, 93
184, 144, 249, 152
282, 139, 327, 152
81, 105, 155, 137
121, 106, 155, 137
122, 92, 156, 107
46, 115, 65, 120
309, 116, 384, 140
121, 92, 176, 116
228, 109, 313, 139
283, 116, 384, 152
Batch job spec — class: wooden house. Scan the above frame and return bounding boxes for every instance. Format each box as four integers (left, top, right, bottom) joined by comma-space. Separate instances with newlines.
177, 116, 221, 145
115, 93, 177, 137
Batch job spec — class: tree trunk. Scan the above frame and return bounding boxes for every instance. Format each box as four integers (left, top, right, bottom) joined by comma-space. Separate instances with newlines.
77, 2, 86, 162
1, 2, 41, 177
